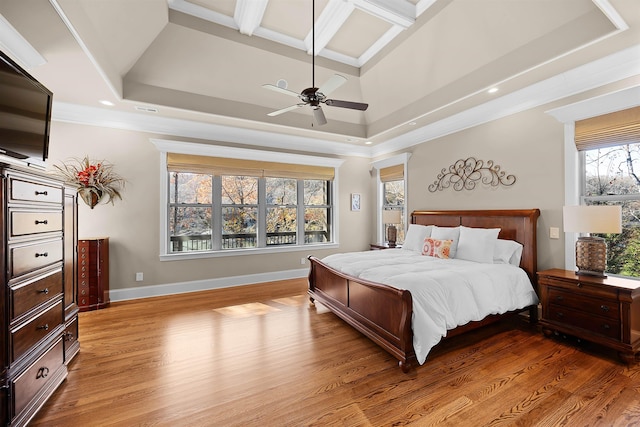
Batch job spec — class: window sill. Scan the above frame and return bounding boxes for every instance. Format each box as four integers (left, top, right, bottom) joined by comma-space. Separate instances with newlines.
159, 242, 339, 261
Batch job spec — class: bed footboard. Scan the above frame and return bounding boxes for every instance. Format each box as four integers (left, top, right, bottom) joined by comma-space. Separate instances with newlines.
307, 255, 417, 372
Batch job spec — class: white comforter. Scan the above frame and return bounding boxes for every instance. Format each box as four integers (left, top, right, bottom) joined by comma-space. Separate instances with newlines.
321, 250, 539, 364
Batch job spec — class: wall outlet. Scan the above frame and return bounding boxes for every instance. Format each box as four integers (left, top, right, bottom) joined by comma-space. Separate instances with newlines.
135, 272, 144, 282
549, 227, 560, 239
300, 257, 306, 265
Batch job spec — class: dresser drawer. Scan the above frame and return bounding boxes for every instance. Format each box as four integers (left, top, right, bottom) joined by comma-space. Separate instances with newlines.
9, 176, 63, 205
10, 210, 63, 237
547, 304, 620, 340
11, 268, 63, 321
546, 287, 619, 320
11, 301, 63, 363
12, 339, 65, 417
9, 239, 63, 278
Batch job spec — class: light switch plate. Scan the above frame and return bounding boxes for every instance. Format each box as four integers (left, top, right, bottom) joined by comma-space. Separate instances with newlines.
549, 227, 560, 239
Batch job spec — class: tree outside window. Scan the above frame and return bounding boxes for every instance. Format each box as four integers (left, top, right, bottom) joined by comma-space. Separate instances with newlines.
583, 142, 640, 278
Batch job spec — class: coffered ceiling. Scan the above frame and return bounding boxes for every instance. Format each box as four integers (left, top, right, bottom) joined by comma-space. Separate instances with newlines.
1, 0, 639, 157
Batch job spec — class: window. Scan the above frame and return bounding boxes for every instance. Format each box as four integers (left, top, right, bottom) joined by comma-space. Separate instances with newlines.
372, 153, 411, 245
581, 143, 640, 277
156, 142, 343, 258
577, 107, 640, 278
383, 179, 405, 243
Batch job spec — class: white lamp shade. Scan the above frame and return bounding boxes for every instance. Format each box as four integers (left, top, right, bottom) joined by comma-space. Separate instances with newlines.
563, 205, 622, 234
382, 209, 401, 224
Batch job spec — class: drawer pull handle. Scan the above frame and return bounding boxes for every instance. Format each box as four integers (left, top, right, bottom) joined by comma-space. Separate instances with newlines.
38, 288, 49, 295
603, 324, 611, 330
37, 324, 49, 331
35, 252, 48, 258
65, 331, 75, 342
35, 190, 48, 196
36, 367, 49, 379
601, 305, 610, 312
556, 312, 564, 318
35, 219, 49, 225
555, 295, 564, 301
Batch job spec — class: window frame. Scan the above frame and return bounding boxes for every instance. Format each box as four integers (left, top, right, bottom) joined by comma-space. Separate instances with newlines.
371, 153, 411, 245
153, 139, 343, 260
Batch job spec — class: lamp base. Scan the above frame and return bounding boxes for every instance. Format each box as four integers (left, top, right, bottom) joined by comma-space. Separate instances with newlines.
575, 236, 607, 278
387, 225, 397, 248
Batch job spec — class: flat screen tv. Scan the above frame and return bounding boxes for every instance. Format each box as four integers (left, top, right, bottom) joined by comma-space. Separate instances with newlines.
0, 49, 52, 165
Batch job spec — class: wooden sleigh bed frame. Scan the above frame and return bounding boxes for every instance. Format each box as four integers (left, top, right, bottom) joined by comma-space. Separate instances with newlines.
308, 209, 540, 372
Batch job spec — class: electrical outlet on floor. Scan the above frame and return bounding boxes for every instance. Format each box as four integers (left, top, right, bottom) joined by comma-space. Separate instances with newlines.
136, 272, 143, 282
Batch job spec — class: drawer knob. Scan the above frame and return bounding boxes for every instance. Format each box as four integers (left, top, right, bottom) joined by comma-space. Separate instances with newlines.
65, 331, 75, 342
35, 252, 49, 258
35, 190, 48, 196
555, 295, 564, 301
38, 288, 49, 295
601, 305, 610, 312
37, 323, 49, 331
36, 367, 49, 379
35, 219, 49, 225
556, 312, 564, 318
603, 324, 611, 330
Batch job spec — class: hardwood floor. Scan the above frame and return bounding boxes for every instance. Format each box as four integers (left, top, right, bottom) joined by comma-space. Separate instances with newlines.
31, 279, 640, 426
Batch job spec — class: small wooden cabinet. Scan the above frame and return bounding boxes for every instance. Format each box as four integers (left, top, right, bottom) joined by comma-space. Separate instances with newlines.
370, 243, 401, 250
537, 269, 640, 363
78, 237, 110, 312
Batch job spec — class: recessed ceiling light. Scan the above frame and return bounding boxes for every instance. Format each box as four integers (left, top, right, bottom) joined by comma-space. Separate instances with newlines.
365, 141, 373, 145
99, 100, 114, 106
488, 87, 499, 94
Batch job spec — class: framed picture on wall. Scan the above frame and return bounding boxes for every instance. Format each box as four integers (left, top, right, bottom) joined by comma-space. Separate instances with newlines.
351, 193, 361, 211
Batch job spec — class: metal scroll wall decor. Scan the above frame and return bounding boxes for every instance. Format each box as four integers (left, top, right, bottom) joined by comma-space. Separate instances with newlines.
428, 157, 516, 192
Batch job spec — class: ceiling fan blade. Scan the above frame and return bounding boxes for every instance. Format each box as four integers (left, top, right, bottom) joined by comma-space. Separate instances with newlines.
313, 107, 327, 126
262, 84, 300, 98
325, 99, 369, 111
318, 74, 347, 96
267, 104, 303, 117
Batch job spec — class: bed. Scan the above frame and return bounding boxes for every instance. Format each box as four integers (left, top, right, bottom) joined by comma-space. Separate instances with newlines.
307, 209, 540, 372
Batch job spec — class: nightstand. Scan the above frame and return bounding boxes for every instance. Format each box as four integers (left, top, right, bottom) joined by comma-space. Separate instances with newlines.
537, 268, 640, 364
370, 243, 401, 250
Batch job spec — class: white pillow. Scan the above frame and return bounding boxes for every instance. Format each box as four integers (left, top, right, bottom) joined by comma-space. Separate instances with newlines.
430, 226, 460, 258
492, 239, 524, 266
455, 226, 500, 263
402, 224, 432, 252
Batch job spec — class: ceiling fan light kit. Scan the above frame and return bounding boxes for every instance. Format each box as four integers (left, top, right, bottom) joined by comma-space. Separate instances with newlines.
263, 0, 368, 126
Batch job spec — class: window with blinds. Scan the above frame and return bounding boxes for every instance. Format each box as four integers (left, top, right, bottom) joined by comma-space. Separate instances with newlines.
380, 164, 406, 244
578, 106, 640, 278
166, 153, 336, 254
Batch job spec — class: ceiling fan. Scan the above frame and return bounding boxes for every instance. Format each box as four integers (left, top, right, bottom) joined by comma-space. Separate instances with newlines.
262, 0, 368, 126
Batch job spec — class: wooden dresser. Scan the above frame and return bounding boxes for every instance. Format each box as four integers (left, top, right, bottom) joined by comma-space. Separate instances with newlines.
0, 164, 78, 426
78, 237, 109, 312
538, 268, 640, 363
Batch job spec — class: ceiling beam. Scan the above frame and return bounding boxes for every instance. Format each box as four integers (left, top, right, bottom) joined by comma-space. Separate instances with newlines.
234, 0, 269, 36
305, 0, 355, 56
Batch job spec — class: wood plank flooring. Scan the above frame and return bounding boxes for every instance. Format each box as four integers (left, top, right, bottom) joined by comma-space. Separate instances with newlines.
30, 279, 640, 426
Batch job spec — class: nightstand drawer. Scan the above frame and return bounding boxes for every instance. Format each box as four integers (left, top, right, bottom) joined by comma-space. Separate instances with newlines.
547, 287, 619, 320
548, 304, 620, 340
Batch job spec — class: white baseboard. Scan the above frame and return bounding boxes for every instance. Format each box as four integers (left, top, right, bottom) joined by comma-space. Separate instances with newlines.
109, 268, 309, 302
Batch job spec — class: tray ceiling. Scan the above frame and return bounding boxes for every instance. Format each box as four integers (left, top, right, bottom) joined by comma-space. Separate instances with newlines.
0, 0, 638, 156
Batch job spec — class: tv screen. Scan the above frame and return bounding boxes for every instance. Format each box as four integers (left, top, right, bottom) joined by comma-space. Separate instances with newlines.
0, 50, 52, 163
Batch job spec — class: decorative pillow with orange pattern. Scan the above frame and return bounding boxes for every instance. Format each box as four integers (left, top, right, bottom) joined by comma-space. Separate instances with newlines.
421, 237, 453, 259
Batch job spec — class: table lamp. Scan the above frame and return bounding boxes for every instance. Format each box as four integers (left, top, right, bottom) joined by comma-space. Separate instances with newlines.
563, 205, 622, 277
382, 209, 402, 247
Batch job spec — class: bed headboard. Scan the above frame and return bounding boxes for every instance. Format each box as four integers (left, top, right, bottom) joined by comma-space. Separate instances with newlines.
411, 209, 540, 282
